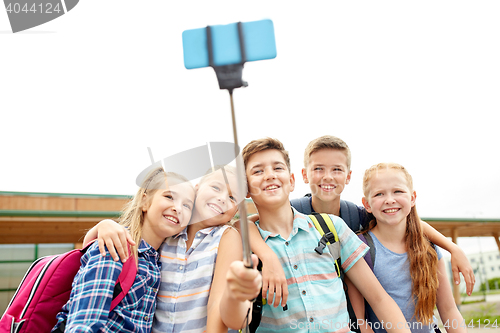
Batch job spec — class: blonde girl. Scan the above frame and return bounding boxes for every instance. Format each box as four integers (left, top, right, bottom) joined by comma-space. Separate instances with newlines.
53, 168, 195, 333
347, 163, 465, 333
83, 165, 261, 332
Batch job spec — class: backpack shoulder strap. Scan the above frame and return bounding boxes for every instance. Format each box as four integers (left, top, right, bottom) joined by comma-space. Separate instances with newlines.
49, 244, 139, 333
290, 195, 313, 215
82, 242, 137, 310
340, 200, 361, 232
110, 247, 138, 310
358, 232, 375, 271
310, 213, 361, 333
309, 213, 341, 278
248, 259, 264, 333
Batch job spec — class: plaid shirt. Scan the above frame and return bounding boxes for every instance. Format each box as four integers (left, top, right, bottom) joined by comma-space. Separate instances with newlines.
52, 240, 161, 333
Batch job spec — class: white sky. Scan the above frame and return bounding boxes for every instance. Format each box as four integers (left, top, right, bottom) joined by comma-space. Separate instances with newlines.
1, 1, 499, 254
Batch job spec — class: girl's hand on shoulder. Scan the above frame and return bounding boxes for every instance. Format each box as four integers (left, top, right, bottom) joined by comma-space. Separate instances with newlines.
247, 214, 260, 224
232, 214, 260, 229
450, 246, 475, 296
96, 219, 135, 262
261, 251, 288, 308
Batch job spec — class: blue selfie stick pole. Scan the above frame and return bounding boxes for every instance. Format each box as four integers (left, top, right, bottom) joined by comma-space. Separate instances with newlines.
207, 22, 252, 267
183, 19, 277, 269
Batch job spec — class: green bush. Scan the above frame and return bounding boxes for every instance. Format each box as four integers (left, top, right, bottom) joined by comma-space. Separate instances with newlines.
463, 303, 500, 323
480, 277, 500, 291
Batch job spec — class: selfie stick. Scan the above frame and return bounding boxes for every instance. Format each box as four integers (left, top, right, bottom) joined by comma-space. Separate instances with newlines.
206, 23, 252, 268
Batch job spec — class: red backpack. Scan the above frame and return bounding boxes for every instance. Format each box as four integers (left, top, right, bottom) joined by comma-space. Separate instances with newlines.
0, 242, 136, 333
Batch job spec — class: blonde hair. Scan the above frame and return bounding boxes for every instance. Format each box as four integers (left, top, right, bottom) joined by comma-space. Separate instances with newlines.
198, 165, 237, 186
303, 135, 351, 170
362, 163, 438, 324
242, 137, 291, 171
119, 167, 191, 262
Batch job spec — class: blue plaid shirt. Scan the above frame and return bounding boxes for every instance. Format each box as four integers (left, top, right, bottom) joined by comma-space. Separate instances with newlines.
52, 240, 161, 333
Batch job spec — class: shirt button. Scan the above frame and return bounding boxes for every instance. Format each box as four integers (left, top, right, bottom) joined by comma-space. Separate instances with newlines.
197, 232, 201, 237
153, 288, 158, 293
144, 315, 149, 321
285, 242, 289, 246
309, 317, 314, 322
302, 290, 306, 295
293, 265, 298, 270
179, 265, 183, 270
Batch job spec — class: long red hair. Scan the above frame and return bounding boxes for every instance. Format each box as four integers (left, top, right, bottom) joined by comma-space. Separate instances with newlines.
362, 163, 439, 324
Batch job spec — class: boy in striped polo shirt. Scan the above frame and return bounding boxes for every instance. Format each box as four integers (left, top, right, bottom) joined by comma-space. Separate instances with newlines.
227, 138, 413, 333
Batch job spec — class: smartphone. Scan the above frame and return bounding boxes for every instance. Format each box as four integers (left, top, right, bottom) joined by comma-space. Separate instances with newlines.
182, 19, 277, 69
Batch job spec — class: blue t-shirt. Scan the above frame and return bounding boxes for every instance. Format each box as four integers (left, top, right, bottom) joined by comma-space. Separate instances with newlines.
365, 231, 442, 333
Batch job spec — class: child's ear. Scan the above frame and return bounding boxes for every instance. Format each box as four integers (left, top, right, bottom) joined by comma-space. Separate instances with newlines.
411, 191, 417, 207
245, 180, 251, 198
362, 197, 372, 213
345, 170, 352, 185
301, 168, 308, 184
290, 173, 296, 192
141, 193, 148, 212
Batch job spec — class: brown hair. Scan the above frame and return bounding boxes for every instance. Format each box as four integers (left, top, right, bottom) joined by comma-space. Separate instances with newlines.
362, 163, 438, 324
303, 135, 351, 170
119, 167, 191, 262
242, 137, 291, 171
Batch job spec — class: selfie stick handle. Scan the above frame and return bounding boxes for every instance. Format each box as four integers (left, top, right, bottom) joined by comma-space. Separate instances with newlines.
207, 22, 252, 268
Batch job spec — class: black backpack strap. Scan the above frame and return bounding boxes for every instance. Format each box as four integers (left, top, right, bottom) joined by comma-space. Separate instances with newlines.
309, 213, 341, 277
433, 323, 443, 333
52, 321, 65, 333
358, 233, 375, 271
344, 282, 361, 333
247, 258, 287, 333
290, 195, 313, 215
364, 232, 376, 270
248, 259, 263, 333
340, 200, 361, 232
309, 213, 360, 333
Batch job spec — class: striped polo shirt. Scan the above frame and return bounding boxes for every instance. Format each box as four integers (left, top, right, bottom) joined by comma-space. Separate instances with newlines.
255, 208, 368, 333
152, 224, 232, 333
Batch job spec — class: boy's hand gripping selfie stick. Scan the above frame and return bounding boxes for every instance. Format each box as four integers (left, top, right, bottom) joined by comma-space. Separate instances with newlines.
183, 20, 277, 268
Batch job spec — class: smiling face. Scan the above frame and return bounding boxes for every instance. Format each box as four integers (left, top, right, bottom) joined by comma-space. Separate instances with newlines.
302, 149, 351, 202
246, 149, 295, 209
142, 179, 195, 248
191, 168, 239, 226
362, 168, 416, 228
